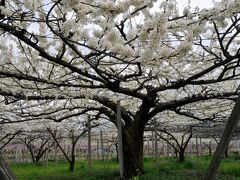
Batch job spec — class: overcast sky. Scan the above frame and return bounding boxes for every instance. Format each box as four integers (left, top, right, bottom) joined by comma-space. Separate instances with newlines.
152, 0, 215, 14
181, 0, 214, 9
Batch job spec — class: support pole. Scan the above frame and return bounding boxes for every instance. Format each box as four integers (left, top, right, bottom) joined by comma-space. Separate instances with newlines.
117, 100, 124, 179
15, 147, 18, 162
100, 130, 106, 168
154, 118, 158, 165
238, 139, 240, 155
196, 137, 199, 157
209, 141, 212, 156
162, 139, 164, 156
54, 130, 58, 165
97, 140, 99, 160
46, 142, 49, 167
151, 131, 154, 156
204, 97, 240, 180
189, 140, 192, 155
106, 141, 109, 159
19, 146, 22, 163
167, 135, 170, 157
87, 115, 92, 173
200, 138, 202, 156
147, 138, 150, 156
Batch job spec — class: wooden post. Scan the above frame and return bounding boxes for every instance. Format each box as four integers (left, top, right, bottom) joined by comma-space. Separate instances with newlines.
46, 142, 49, 167
20, 145, 23, 162
204, 97, 240, 180
0, 154, 16, 180
234, 140, 237, 151
87, 115, 92, 173
196, 137, 199, 157
189, 140, 192, 155
238, 139, 240, 155
21, 145, 25, 162
100, 130, 106, 168
54, 143, 58, 164
151, 131, 154, 156
15, 147, 18, 162
117, 100, 124, 179
167, 135, 170, 157
53, 130, 58, 164
154, 118, 158, 165
143, 140, 145, 156
97, 140, 99, 160
147, 138, 150, 156
106, 141, 109, 159
209, 141, 212, 156
200, 138, 202, 156
76, 145, 78, 161
162, 139, 164, 156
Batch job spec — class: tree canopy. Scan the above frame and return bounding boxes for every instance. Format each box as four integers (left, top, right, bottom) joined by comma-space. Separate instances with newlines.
0, 0, 240, 178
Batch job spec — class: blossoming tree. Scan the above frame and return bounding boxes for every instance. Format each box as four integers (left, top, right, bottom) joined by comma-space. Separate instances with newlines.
0, 0, 240, 178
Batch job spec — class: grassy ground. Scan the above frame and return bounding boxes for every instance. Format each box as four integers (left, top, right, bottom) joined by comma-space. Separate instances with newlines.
9, 155, 240, 180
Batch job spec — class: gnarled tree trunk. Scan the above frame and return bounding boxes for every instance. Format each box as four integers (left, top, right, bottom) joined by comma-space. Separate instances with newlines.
122, 126, 144, 179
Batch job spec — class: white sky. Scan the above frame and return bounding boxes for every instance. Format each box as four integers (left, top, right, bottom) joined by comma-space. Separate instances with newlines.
180, 0, 214, 9
152, 0, 215, 15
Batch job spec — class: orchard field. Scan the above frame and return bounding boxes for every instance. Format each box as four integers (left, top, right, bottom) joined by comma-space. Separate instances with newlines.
10, 156, 240, 180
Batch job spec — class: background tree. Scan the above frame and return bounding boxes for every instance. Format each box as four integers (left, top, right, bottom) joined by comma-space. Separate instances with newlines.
47, 117, 99, 172
0, 126, 18, 180
0, 126, 22, 152
157, 127, 192, 162
20, 130, 54, 163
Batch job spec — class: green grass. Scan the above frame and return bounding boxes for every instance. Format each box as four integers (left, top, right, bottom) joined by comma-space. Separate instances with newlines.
10, 159, 119, 180
9, 155, 240, 180
141, 156, 239, 180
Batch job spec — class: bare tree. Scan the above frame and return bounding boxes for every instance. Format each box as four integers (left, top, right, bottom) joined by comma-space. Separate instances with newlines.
0, 130, 22, 151
157, 127, 192, 162
20, 131, 54, 163
47, 120, 99, 172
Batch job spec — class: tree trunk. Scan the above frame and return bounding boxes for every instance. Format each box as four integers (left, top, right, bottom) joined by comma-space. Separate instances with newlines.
69, 159, 75, 172
179, 148, 185, 162
209, 142, 212, 156
69, 150, 75, 172
28, 149, 36, 163
70, 143, 76, 172
224, 147, 229, 158
35, 154, 42, 162
122, 127, 144, 179
174, 148, 178, 158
